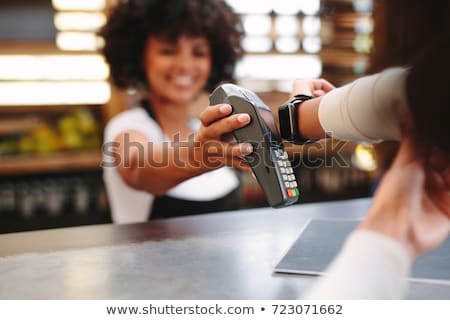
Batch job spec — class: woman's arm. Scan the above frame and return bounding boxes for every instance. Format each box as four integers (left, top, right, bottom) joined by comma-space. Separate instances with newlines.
304, 229, 411, 299
304, 109, 450, 299
113, 104, 253, 195
358, 129, 450, 259
305, 137, 449, 299
292, 68, 409, 142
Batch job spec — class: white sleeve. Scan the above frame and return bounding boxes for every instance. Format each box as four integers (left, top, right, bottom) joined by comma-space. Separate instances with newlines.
318, 67, 409, 143
303, 229, 411, 299
102, 108, 163, 224
104, 107, 163, 144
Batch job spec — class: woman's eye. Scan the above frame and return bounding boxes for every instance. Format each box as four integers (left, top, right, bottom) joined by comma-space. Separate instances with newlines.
194, 49, 209, 57
194, 52, 206, 57
160, 48, 176, 55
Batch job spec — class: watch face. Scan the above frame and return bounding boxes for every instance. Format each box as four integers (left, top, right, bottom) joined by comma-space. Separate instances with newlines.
278, 104, 294, 140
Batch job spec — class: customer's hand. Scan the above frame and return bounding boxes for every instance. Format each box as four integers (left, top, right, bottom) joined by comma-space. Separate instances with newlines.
195, 104, 253, 173
287, 78, 335, 140
359, 133, 450, 259
291, 78, 335, 98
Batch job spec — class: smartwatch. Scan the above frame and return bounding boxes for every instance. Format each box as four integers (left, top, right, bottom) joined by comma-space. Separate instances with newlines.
278, 94, 314, 144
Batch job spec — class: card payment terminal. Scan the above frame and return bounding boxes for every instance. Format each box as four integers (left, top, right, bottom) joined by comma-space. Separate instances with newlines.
209, 84, 299, 207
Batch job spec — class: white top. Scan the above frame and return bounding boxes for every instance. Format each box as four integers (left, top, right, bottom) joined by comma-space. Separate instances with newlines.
319, 67, 409, 143
304, 229, 411, 299
103, 107, 240, 224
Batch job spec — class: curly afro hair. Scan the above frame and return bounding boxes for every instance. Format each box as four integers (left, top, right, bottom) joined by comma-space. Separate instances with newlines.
100, 0, 243, 92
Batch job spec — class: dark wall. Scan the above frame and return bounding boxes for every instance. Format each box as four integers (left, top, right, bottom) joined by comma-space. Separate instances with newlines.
0, 0, 56, 41
371, 0, 450, 71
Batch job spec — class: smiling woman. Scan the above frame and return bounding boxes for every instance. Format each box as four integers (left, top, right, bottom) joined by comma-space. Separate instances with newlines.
143, 35, 212, 107
100, 0, 249, 224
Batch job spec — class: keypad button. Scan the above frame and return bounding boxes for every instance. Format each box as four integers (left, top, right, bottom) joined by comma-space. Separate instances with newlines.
286, 188, 298, 197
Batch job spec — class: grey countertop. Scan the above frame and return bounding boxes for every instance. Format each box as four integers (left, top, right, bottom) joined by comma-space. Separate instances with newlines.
0, 198, 448, 299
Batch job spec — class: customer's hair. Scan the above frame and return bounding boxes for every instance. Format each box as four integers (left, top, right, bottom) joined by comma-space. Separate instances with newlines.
406, 37, 450, 152
100, 0, 243, 92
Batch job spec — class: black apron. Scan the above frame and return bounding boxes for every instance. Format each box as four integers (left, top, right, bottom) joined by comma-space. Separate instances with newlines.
150, 187, 241, 219
141, 99, 241, 220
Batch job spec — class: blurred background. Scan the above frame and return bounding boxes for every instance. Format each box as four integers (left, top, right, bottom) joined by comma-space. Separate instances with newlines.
0, 0, 448, 233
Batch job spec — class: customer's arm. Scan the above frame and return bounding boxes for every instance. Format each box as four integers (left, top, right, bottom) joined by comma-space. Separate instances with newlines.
292, 68, 409, 142
304, 126, 450, 299
304, 229, 411, 299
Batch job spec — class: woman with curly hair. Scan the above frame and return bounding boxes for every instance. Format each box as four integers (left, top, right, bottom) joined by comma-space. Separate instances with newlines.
101, 0, 252, 223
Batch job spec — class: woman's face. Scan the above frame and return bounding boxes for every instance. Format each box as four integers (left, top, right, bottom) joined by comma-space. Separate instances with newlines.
144, 35, 212, 105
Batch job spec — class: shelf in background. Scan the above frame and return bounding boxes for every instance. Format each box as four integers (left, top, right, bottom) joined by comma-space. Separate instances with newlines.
0, 150, 102, 176
0, 116, 43, 136
0, 104, 104, 114
0, 41, 58, 55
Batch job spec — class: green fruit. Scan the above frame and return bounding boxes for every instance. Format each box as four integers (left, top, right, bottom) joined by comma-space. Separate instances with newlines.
62, 131, 84, 149
18, 135, 35, 153
58, 116, 77, 133
0, 140, 18, 156
75, 110, 98, 134
33, 125, 59, 154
